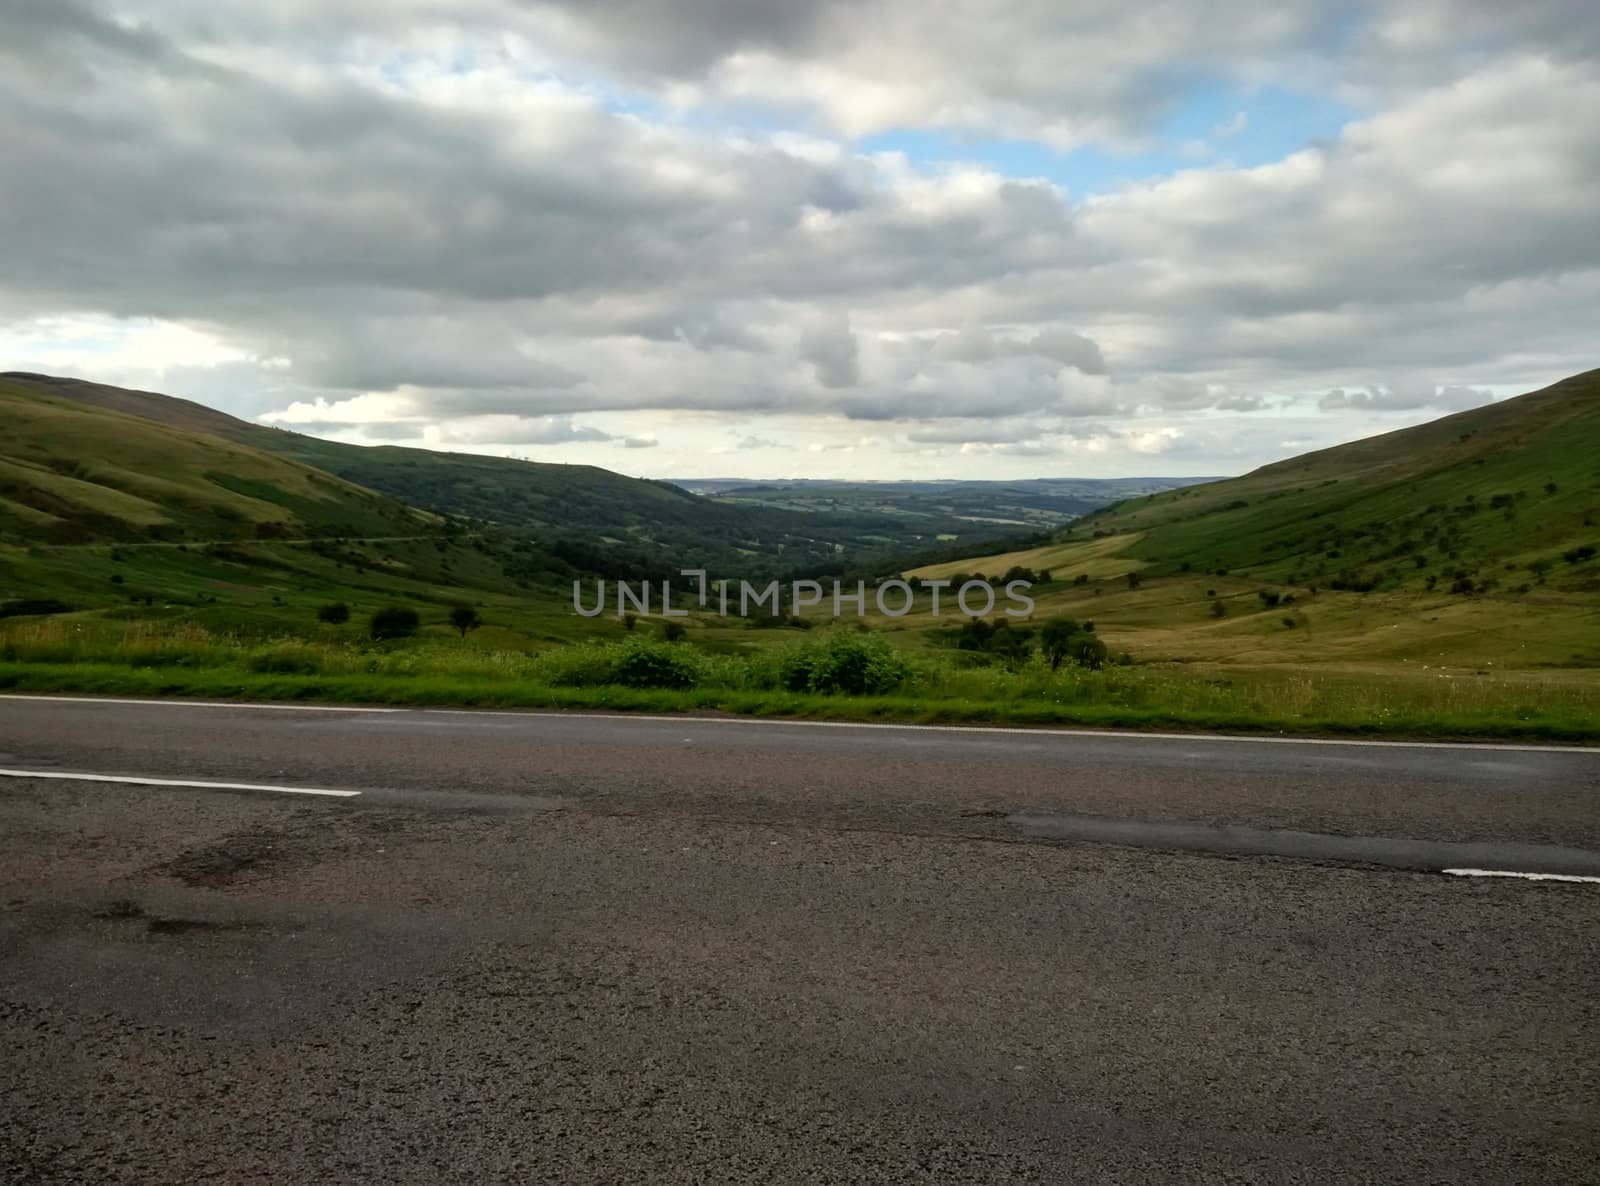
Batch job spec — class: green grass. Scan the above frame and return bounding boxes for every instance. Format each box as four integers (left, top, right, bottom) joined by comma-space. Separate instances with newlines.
1030, 369, 1600, 593
2, 617, 1596, 741
0, 377, 431, 544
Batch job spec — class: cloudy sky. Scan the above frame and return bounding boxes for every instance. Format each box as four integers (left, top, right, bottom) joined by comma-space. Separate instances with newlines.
3, 1, 1596, 479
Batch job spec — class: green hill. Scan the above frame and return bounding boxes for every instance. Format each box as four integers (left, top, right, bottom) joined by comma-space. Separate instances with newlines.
0, 376, 432, 545
924, 370, 1600, 596
2, 372, 995, 573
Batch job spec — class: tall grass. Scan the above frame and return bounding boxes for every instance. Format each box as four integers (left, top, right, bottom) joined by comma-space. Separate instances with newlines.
2, 617, 1596, 739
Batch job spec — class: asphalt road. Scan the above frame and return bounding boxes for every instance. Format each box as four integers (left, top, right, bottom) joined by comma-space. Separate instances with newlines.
2, 695, 1598, 1183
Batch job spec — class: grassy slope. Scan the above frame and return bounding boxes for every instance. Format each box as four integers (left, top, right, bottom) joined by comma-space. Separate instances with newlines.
0, 378, 432, 544
1, 373, 991, 567
1064, 369, 1600, 585
904, 371, 1600, 675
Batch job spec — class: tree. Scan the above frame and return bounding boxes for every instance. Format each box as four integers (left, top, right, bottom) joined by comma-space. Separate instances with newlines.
450, 604, 482, 639
1125, 571, 1142, 590
1039, 617, 1084, 671
317, 602, 350, 625
622, 612, 639, 632
369, 605, 419, 641
1071, 633, 1109, 670
661, 620, 687, 642
1210, 599, 1227, 619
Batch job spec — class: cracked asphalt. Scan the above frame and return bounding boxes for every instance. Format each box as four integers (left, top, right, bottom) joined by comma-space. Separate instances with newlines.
2, 697, 1598, 1183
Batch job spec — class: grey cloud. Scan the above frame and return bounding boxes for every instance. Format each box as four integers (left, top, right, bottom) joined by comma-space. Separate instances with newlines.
799, 314, 859, 388
931, 324, 1107, 375
432, 415, 615, 445
1318, 383, 1495, 412
1028, 327, 1107, 374
621, 436, 659, 449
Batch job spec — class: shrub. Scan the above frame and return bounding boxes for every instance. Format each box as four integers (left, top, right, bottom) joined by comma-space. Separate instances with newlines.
778, 633, 910, 695
1125, 571, 1142, 590
610, 638, 698, 689
316, 602, 350, 625
622, 612, 638, 632
249, 647, 323, 675
0, 598, 73, 620
1070, 633, 1109, 670
369, 605, 420, 640
1563, 545, 1597, 565
661, 620, 687, 642
1210, 599, 1227, 619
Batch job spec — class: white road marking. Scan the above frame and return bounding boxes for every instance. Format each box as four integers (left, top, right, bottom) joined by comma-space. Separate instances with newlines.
1443, 867, 1600, 884
1, 694, 1593, 754
0, 694, 400, 713
420, 708, 1597, 755
0, 767, 360, 798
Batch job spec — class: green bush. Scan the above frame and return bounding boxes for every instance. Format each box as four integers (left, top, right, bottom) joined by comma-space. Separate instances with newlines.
369, 605, 420, 640
0, 599, 74, 620
778, 633, 910, 696
316, 602, 350, 625
609, 638, 699, 689
249, 646, 324, 675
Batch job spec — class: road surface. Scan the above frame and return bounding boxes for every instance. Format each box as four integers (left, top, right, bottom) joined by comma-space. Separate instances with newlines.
2, 695, 1598, 1182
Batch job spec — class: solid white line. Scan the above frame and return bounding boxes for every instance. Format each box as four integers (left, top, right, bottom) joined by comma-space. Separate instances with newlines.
2, 694, 1592, 754
0, 767, 360, 799
0, 694, 399, 713
417, 708, 1598, 755
1443, 867, 1600, 884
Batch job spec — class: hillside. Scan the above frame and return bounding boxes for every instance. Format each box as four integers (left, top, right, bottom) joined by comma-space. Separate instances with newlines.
0, 376, 432, 545
1, 373, 1008, 573
918, 370, 1600, 595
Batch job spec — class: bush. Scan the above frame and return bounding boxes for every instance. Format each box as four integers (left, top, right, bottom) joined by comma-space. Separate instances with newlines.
779, 633, 910, 696
369, 605, 420, 640
661, 620, 687, 642
1039, 617, 1106, 671
316, 602, 350, 625
1210, 599, 1227, 619
249, 646, 323, 675
610, 638, 698, 689
0, 598, 73, 620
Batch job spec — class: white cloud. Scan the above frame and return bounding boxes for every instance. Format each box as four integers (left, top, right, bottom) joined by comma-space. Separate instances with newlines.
0, 0, 1595, 478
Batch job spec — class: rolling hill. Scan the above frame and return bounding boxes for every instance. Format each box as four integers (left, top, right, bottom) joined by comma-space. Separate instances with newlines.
0, 375, 432, 545
916, 369, 1600, 595
0, 373, 1017, 573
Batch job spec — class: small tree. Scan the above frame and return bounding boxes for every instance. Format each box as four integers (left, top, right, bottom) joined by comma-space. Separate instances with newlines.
1125, 571, 1142, 590
1210, 599, 1227, 619
1039, 617, 1083, 672
369, 605, 419, 641
622, 612, 639, 632
450, 604, 482, 639
1071, 633, 1109, 670
661, 620, 687, 642
317, 602, 350, 625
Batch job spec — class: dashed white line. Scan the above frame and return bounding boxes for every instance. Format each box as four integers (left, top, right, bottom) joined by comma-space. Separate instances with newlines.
0, 768, 360, 799
1443, 867, 1600, 884
0, 694, 399, 713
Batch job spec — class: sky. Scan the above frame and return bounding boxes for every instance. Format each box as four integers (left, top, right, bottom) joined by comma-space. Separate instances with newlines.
2, 1, 1597, 480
